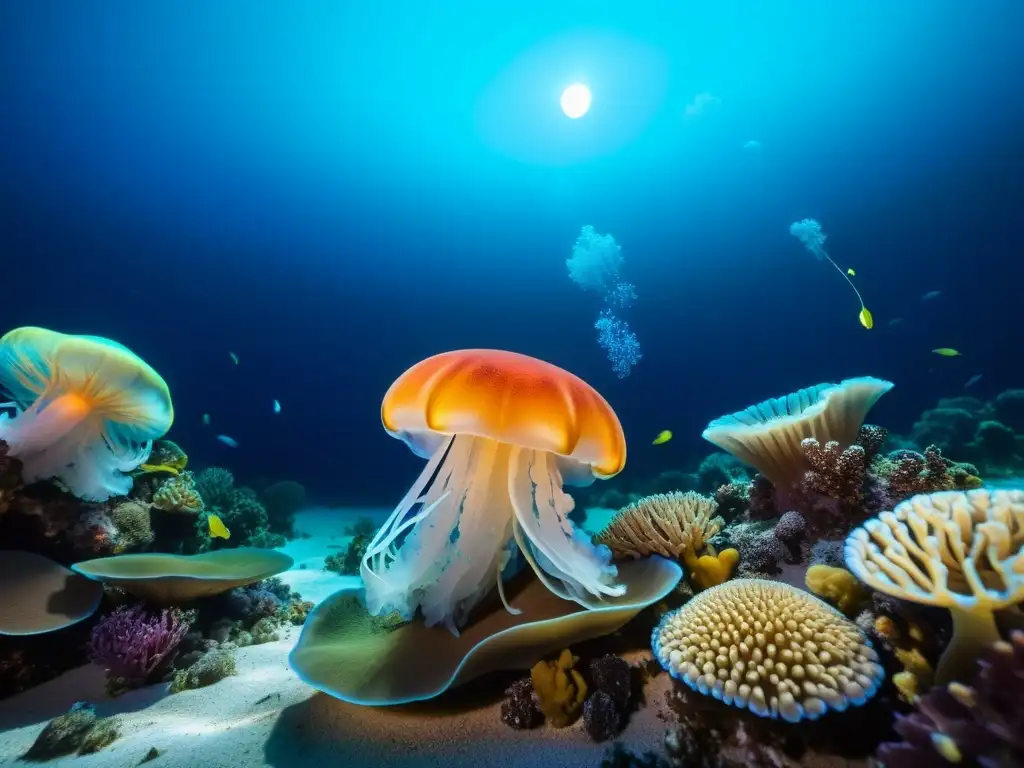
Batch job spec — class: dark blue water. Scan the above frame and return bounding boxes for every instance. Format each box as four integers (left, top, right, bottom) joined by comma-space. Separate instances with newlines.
1, 2, 1021, 504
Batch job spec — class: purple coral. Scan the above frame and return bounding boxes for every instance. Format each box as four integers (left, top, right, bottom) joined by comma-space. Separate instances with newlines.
88, 606, 190, 687
500, 678, 542, 730
876, 631, 1024, 767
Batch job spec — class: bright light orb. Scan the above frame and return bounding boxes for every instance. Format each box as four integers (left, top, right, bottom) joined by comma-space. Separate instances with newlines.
560, 84, 592, 119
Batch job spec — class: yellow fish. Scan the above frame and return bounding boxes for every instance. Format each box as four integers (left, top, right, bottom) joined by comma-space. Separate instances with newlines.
933, 348, 961, 357
847, 268, 856, 276
208, 514, 231, 540
652, 430, 672, 445
858, 307, 873, 329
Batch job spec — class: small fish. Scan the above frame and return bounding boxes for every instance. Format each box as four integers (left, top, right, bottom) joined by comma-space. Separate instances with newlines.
964, 374, 983, 389
858, 307, 873, 329
217, 434, 239, 447
201, 413, 211, 426
887, 317, 904, 327
847, 268, 856, 276
208, 513, 231, 540
921, 290, 942, 302
933, 348, 962, 357
229, 351, 239, 365
273, 399, 281, 414
652, 430, 672, 445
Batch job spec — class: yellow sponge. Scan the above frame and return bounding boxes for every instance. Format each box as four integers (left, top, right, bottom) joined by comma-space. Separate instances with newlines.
805, 564, 868, 615
529, 649, 587, 727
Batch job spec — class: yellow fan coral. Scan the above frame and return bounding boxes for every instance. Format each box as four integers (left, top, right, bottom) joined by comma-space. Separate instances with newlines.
652, 579, 884, 722
152, 471, 203, 514
844, 488, 1024, 684
596, 491, 723, 560
530, 648, 587, 727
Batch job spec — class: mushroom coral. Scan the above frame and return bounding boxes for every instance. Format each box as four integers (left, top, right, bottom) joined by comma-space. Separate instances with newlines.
364, 349, 627, 636
0, 550, 103, 635
844, 488, 1024, 684
290, 556, 680, 706
652, 579, 884, 723
71, 548, 294, 604
702, 377, 893, 490
0, 327, 173, 501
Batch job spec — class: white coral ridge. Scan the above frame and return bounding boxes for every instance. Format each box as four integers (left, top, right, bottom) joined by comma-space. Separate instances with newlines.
844, 488, 1024, 610
652, 579, 884, 723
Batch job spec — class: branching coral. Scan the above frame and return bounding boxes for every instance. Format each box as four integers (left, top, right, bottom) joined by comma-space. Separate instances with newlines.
88, 605, 190, 693
801, 438, 867, 503
152, 471, 204, 514
596, 491, 723, 561
845, 488, 1024, 684
877, 445, 981, 505
876, 631, 1024, 767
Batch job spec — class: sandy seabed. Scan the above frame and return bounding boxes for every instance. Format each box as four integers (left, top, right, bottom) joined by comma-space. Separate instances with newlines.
0, 507, 673, 768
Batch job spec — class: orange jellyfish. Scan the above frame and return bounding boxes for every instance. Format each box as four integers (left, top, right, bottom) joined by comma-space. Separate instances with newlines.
364, 349, 628, 636
0, 327, 174, 501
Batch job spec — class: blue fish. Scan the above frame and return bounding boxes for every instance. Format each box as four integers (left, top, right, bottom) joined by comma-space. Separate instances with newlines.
964, 374, 983, 389
921, 290, 941, 302
273, 399, 281, 414
217, 435, 239, 448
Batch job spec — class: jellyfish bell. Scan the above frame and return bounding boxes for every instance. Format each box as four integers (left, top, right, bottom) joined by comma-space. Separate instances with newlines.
560, 83, 592, 119
0, 327, 173, 501
363, 349, 627, 636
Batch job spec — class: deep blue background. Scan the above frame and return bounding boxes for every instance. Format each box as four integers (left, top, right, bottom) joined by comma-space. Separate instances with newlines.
1, 2, 1021, 504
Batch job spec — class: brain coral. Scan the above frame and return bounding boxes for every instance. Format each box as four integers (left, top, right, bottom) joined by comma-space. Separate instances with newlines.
652, 579, 884, 723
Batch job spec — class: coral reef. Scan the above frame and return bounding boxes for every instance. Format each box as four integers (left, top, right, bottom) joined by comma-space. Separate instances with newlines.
168, 648, 237, 693
152, 471, 204, 514
190, 468, 283, 548
108, 499, 155, 552
260, 479, 306, 536
88, 605, 191, 694
500, 678, 543, 730
21, 702, 120, 761
324, 532, 371, 576
876, 631, 1024, 767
